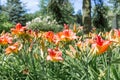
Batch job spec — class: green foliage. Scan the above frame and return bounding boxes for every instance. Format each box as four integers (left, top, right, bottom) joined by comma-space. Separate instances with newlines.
24, 13, 36, 23
28, 22, 63, 32
5, 0, 26, 25
47, 0, 75, 24
0, 25, 120, 79
0, 22, 13, 33
92, 0, 109, 30
75, 10, 82, 25
108, 0, 120, 14
0, 13, 13, 33
38, 0, 49, 15
106, 0, 120, 29
27, 16, 63, 32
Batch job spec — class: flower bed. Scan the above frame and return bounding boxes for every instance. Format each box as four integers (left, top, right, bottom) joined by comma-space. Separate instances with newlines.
0, 23, 120, 80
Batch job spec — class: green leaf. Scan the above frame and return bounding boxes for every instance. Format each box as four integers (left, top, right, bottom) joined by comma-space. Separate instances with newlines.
111, 66, 120, 80
111, 58, 120, 64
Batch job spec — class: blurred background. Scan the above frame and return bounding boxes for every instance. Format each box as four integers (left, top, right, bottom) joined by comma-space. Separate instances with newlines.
0, 0, 120, 33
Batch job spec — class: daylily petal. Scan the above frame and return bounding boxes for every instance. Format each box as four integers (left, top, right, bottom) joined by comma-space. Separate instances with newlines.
47, 48, 63, 62
91, 35, 112, 55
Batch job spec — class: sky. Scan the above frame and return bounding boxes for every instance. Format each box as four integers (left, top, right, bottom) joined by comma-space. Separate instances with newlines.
1, 0, 110, 13
1, 0, 82, 13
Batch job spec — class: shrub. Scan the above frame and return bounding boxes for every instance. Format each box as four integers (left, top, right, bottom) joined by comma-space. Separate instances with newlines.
0, 22, 13, 33
0, 13, 13, 33
26, 16, 63, 32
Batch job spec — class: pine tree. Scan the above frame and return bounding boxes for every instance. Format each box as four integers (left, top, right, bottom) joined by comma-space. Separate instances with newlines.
38, 0, 49, 15
0, 0, 2, 13
92, 0, 108, 30
6, 0, 26, 25
75, 10, 82, 25
47, 0, 75, 24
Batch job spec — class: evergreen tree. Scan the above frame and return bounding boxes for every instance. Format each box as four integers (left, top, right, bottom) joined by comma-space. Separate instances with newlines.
92, 0, 109, 30
47, 0, 75, 24
0, 1, 1, 13
38, 0, 49, 15
6, 0, 26, 25
75, 10, 82, 25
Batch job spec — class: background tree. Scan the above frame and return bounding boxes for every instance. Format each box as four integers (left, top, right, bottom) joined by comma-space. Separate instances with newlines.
24, 13, 36, 23
47, 0, 75, 24
106, 0, 120, 29
92, 0, 109, 30
75, 9, 82, 25
5, 0, 26, 25
108, 0, 120, 14
0, 3, 13, 33
82, 0, 91, 33
38, 0, 49, 16
0, 0, 1, 13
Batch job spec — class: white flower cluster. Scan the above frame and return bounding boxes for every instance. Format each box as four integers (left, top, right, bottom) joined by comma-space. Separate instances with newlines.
26, 16, 58, 26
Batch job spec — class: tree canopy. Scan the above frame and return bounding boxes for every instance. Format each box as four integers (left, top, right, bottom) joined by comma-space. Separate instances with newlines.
5, 0, 26, 25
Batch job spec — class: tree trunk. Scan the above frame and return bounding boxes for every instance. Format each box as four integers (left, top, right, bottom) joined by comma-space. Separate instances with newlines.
82, 0, 91, 33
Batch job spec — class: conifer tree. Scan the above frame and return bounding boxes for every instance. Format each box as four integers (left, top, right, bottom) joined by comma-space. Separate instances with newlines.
6, 0, 26, 25
47, 0, 75, 24
92, 0, 108, 30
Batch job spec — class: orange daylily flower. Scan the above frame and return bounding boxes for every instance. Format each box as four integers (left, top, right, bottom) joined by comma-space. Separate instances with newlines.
77, 41, 86, 51
0, 33, 12, 45
66, 45, 77, 58
57, 29, 77, 41
106, 29, 120, 46
47, 48, 63, 62
55, 32, 64, 42
114, 29, 120, 37
5, 42, 20, 55
27, 30, 38, 38
85, 38, 94, 45
44, 31, 59, 44
63, 29, 77, 40
64, 24, 69, 29
44, 29, 77, 44
11, 23, 26, 35
44, 31, 55, 42
77, 39, 93, 52
91, 35, 112, 55
24, 30, 39, 42
111, 29, 120, 43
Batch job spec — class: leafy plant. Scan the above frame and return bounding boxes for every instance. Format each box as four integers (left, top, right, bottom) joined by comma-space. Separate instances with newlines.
27, 16, 63, 32
0, 23, 120, 80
